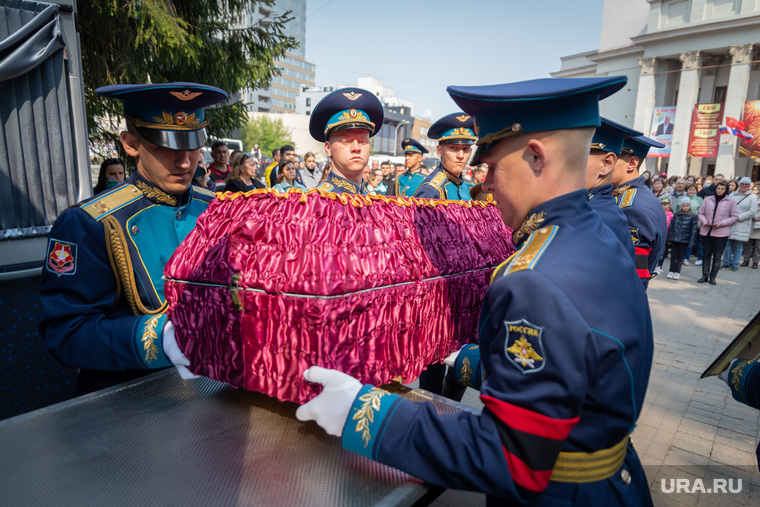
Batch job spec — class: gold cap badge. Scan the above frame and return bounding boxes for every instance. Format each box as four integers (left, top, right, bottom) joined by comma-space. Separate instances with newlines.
170, 90, 203, 101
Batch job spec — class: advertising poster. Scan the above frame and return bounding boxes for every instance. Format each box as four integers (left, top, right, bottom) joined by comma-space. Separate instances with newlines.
648, 106, 676, 157
687, 103, 723, 158
739, 100, 760, 158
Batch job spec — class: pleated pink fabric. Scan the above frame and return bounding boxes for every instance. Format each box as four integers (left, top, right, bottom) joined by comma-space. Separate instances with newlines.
164, 189, 514, 403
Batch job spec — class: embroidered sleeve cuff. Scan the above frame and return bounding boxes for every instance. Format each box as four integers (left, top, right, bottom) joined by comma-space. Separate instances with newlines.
134, 313, 171, 368
342, 385, 403, 459
455, 344, 483, 390
729, 359, 757, 406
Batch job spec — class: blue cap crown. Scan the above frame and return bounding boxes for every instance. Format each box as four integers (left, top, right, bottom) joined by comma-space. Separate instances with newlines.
401, 137, 428, 154
428, 113, 476, 145
309, 88, 384, 142
96, 82, 228, 150
447, 77, 627, 161
591, 118, 642, 155
622, 135, 665, 159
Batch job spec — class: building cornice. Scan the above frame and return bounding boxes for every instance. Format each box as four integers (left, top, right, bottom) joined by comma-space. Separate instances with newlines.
587, 44, 645, 63
631, 14, 760, 45
550, 64, 599, 78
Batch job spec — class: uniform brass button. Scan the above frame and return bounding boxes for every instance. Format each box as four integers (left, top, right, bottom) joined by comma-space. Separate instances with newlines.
131, 187, 138, 193
131, 225, 138, 235
620, 468, 631, 485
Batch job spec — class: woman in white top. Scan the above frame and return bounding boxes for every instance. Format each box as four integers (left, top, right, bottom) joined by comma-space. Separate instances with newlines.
365, 170, 386, 195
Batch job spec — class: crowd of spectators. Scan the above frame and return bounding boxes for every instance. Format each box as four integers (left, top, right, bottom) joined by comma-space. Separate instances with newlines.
649, 171, 760, 285
179, 141, 489, 197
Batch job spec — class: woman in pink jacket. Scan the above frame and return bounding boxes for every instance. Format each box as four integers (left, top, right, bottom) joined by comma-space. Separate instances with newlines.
697, 181, 739, 284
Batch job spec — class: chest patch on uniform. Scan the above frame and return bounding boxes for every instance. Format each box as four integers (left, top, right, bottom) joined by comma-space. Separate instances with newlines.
629, 227, 640, 245
504, 319, 545, 374
46, 239, 77, 276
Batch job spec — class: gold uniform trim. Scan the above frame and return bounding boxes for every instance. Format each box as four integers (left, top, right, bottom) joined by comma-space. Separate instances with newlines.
193, 186, 216, 198
513, 211, 547, 243
141, 315, 160, 364
490, 251, 518, 284
102, 215, 168, 316
475, 123, 522, 146
429, 171, 447, 189
352, 387, 390, 447
618, 189, 637, 209
459, 356, 474, 387
611, 184, 632, 197
136, 180, 178, 206
506, 225, 558, 275
126, 113, 209, 131
81, 184, 142, 221
215, 187, 495, 209
551, 436, 629, 483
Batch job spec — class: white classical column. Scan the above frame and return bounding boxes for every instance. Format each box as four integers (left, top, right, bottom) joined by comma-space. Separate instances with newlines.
633, 57, 657, 134
715, 44, 754, 178
669, 50, 702, 177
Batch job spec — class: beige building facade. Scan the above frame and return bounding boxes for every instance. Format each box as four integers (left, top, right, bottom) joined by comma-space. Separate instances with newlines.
554, 0, 760, 179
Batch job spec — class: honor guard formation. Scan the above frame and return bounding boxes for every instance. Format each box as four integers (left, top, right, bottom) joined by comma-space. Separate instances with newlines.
37, 72, 760, 506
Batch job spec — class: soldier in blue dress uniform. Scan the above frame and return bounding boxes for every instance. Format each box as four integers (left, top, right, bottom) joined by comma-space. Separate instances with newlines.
611, 135, 667, 289
391, 138, 427, 197
296, 76, 655, 506
587, 118, 640, 265
308, 87, 384, 194
720, 358, 760, 467
414, 113, 475, 200
39, 82, 228, 394
413, 113, 476, 399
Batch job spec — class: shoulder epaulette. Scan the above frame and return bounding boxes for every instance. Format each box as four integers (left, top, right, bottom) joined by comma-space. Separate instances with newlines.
80, 184, 143, 222
193, 186, 215, 199
317, 182, 334, 192
504, 225, 558, 275
618, 189, 637, 209
490, 251, 518, 284
429, 171, 447, 189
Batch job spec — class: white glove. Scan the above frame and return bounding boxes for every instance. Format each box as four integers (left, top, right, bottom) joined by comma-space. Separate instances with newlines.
295, 366, 362, 437
162, 320, 200, 380
718, 359, 738, 386
443, 349, 460, 368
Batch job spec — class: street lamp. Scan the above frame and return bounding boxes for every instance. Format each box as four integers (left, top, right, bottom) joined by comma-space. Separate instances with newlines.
393, 120, 409, 156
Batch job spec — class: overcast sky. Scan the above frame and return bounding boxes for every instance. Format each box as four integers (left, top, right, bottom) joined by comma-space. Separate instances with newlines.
304, 0, 605, 120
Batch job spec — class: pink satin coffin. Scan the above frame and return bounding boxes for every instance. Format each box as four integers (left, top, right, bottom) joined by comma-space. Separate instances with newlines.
164, 189, 514, 403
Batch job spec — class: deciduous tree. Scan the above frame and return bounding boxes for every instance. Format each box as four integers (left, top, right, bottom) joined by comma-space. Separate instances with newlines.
79, 0, 298, 154
243, 115, 294, 157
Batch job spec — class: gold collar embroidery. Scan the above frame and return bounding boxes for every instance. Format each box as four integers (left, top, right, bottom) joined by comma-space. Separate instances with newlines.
136, 180, 178, 206
442, 166, 461, 186
513, 211, 547, 244
612, 184, 632, 197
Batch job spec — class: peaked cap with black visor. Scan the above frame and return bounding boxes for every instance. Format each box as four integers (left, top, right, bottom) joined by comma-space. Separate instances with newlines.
446, 76, 628, 164
622, 135, 665, 159
308, 87, 384, 142
427, 112, 477, 145
591, 118, 642, 156
96, 82, 229, 151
